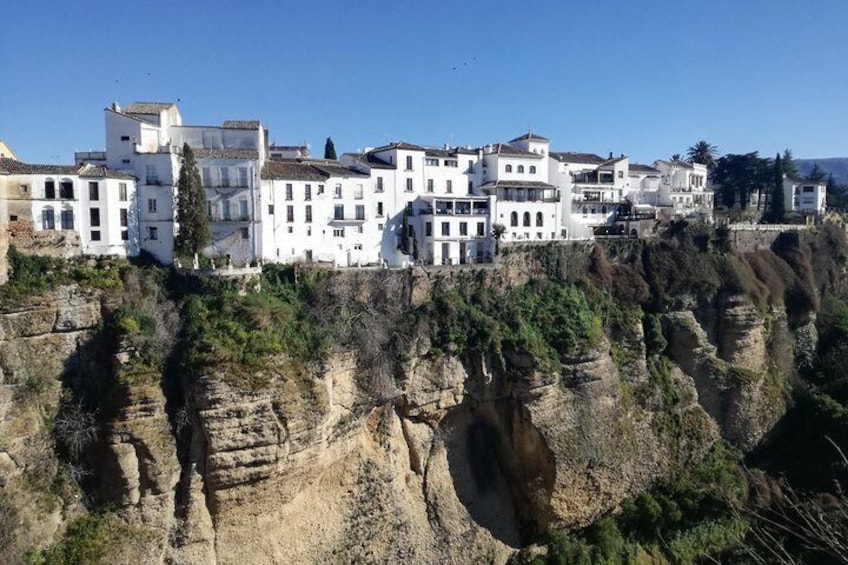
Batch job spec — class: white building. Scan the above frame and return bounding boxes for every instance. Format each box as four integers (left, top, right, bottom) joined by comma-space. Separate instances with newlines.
0, 158, 139, 257
102, 102, 266, 265
653, 159, 713, 219
784, 175, 826, 216
260, 159, 375, 266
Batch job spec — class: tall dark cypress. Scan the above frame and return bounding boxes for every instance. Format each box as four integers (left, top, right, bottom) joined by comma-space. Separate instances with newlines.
174, 143, 210, 257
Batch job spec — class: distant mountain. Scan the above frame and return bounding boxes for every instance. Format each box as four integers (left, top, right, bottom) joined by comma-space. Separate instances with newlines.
795, 158, 848, 186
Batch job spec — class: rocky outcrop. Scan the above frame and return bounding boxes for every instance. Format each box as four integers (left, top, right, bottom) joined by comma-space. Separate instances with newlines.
0, 278, 797, 564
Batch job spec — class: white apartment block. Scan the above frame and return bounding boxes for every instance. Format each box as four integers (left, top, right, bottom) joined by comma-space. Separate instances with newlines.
102, 103, 265, 265
784, 175, 826, 216
0, 158, 139, 257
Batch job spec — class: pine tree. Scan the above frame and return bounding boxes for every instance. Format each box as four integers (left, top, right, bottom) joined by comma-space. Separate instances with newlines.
174, 143, 210, 258
769, 153, 785, 222
324, 137, 337, 160
782, 149, 798, 176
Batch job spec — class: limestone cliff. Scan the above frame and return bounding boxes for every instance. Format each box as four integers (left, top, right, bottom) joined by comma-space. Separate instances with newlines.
2, 227, 841, 564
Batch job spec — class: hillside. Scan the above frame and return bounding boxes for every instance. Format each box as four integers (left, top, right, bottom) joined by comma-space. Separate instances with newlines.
795, 157, 848, 185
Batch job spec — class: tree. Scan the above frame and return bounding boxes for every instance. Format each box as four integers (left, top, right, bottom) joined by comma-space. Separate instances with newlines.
712, 153, 771, 210
782, 149, 798, 176
491, 223, 506, 256
174, 143, 210, 258
324, 137, 337, 160
686, 140, 719, 169
671, 153, 682, 162
809, 163, 826, 182
767, 153, 785, 222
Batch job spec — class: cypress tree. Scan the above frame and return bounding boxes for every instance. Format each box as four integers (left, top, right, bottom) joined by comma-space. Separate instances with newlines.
324, 137, 337, 160
770, 153, 785, 222
174, 143, 210, 258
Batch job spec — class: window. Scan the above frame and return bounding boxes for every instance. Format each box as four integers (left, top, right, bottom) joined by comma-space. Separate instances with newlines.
354, 244, 363, 251
333, 228, 344, 237
148, 226, 158, 240
305, 184, 312, 200
405, 178, 413, 192
518, 165, 525, 173
510, 211, 518, 227
90, 230, 101, 241
530, 166, 536, 174
9, 215, 17, 222
460, 222, 468, 236
19, 184, 28, 193
334, 205, 344, 220
406, 155, 413, 170
477, 222, 485, 236
240, 227, 249, 239
121, 230, 128, 241
523, 212, 531, 226
268, 204, 274, 215
287, 205, 294, 222
427, 179, 434, 192
468, 160, 474, 172
354, 184, 363, 199
426, 222, 432, 236
238, 167, 249, 187
60, 209, 74, 230
145, 164, 157, 185
318, 184, 325, 195
334, 184, 342, 198
202, 167, 213, 186
286, 184, 293, 200
60, 180, 74, 199
88, 182, 99, 200
222, 200, 231, 220
120, 208, 128, 227
505, 164, 513, 173
377, 202, 384, 216
441, 223, 450, 236
122, 159, 131, 164
378, 223, 384, 231
45, 180, 56, 199
445, 159, 458, 167
119, 182, 127, 201
42, 208, 55, 230
207, 201, 215, 219
239, 200, 249, 220
121, 135, 130, 141
355, 205, 365, 220
536, 212, 543, 227
90, 208, 101, 227
148, 198, 158, 213
446, 180, 453, 193
426, 158, 439, 166
305, 205, 312, 223
220, 167, 230, 187
618, 170, 624, 179
376, 177, 383, 192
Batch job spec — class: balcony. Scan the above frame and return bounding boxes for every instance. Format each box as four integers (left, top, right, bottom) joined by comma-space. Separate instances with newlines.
329, 214, 367, 223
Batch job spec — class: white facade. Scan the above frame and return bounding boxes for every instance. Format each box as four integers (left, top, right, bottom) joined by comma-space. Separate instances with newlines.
0, 159, 139, 257
653, 160, 714, 219
102, 103, 268, 265
784, 176, 826, 216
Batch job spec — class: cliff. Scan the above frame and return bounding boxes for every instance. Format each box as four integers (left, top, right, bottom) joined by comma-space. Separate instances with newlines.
0, 224, 843, 564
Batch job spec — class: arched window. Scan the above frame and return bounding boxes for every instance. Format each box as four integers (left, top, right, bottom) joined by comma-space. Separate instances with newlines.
44, 178, 56, 199
582, 207, 588, 215
530, 166, 536, 174
510, 211, 518, 227
536, 212, 543, 227
517, 165, 525, 173
505, 164, 513, 173
523, 212, 531, 226
601, 205, 607, 214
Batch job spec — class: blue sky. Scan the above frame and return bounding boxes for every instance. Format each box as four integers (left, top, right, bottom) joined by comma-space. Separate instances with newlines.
2, 0, 847, 165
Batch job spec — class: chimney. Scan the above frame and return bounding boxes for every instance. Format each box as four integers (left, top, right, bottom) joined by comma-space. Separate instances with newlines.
608, 151, 613, 159
111, 101, 121, 112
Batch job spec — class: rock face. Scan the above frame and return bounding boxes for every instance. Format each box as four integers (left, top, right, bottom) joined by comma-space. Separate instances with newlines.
0, 282, 793, 564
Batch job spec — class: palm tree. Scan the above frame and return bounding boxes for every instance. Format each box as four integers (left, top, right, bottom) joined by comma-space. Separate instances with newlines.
491, 223, 506, 258
686, 140, 719, 168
